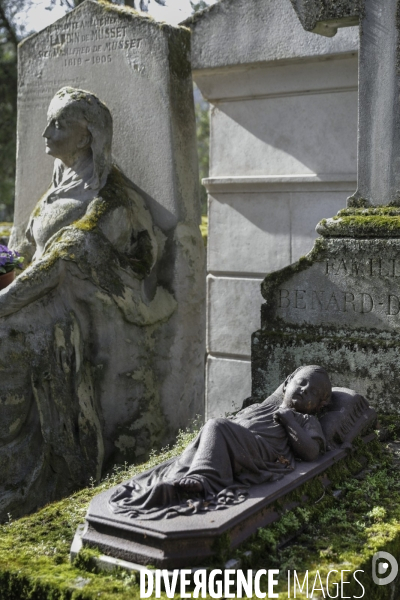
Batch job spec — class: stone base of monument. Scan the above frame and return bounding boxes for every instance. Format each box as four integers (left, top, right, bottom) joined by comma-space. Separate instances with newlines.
74, 433, 374, 569
252, 213, 400, 410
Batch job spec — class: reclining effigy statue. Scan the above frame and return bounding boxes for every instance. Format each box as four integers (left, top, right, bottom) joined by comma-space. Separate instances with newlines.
109, 365, 377, 520
0, 87, 176, 521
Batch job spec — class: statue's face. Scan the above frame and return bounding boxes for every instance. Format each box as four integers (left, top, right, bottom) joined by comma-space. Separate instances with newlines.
42, 107, 90, 167
283, 368, 331, 414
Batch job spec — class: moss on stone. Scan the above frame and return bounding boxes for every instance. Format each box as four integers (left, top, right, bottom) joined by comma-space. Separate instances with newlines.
211, 532, 231, 565
338, 206, 400, 216
0, 426, 199, 600
97, 0, 155, 24
230, 437, 400, 598
0, 428, 398, 599
316, 205, 400, 237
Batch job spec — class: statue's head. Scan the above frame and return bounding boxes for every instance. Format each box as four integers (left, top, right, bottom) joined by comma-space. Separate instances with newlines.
282, 365, 331, 414
43, 87, 113, 190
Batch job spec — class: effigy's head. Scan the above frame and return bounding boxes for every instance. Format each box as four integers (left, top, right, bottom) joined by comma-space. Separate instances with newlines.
282, 365, 331, 414
43, 87, 113, 190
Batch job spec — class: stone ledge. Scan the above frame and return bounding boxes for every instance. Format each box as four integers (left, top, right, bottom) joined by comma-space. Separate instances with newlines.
317, 207, 400, 238
203, 174, 356, 194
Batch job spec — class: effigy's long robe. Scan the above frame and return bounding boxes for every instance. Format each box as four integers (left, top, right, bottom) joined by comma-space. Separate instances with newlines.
109, 385, 325, 520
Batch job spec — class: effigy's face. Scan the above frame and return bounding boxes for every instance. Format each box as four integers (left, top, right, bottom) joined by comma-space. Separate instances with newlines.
284, 370, 330, 414
42, 107, 89, 165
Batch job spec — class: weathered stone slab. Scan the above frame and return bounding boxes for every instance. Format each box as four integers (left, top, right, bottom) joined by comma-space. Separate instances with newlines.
252, 234, 400, 410
207, 188, 353, 274
207, 276, 262, 356
185, 0, 359, 70
78, 433, 374, 568
264, 239, 400, 331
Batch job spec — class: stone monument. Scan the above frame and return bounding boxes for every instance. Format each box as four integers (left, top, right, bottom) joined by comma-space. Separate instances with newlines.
252, 0, 400, 410
0, 1, 205, 521
183, 0, 359, 418
75, 365, 377, 567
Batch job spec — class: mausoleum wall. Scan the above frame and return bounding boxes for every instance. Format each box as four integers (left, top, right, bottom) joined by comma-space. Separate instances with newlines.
185, 0, 359, 418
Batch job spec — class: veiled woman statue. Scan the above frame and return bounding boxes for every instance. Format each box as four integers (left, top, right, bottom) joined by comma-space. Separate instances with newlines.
109, 365, 377, 520
0, 87, 175, 521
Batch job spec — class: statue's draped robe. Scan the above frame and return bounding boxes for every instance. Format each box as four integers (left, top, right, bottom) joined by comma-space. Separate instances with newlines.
0, 166, 175, 520
109, 385, 326, 519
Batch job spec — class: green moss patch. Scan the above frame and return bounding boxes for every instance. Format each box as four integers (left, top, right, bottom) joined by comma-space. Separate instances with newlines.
317, 206, 400, 237
0, 428, 399, 599
0, 427, 199, 600
230, 435, 400, 598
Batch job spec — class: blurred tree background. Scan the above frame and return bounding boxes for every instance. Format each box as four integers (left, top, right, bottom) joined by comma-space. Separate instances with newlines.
0, 0, 210, 222
0, 0, 30, 221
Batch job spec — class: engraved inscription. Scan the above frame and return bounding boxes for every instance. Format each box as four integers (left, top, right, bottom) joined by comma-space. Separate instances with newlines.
277, 288, 400, 316
325, 257, 400, 277
35, 16, 144, 70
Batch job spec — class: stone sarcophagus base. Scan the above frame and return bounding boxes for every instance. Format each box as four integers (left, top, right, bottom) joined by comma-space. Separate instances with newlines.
252, 227, 400, 413
75, 433, 375, 569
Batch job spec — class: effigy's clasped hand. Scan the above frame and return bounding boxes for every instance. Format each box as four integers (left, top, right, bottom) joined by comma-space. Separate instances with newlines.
273, 407, 295, 425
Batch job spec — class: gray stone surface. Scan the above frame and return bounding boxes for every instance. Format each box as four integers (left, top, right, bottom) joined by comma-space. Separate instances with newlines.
207, 183, 355, 274
354, 0, 400, 206
289, 0, 359, 37
184, 0, 359, 70
252, 235, 400, 411
207, 276, 262, 356
186, 0, 359, 419
263, 239, 400, 331
206, 356, 251, 419
290, 0, 400, 207
0, 1, 205, 521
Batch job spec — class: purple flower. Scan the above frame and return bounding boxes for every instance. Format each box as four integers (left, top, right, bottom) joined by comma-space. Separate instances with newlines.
0, 245, 24, 274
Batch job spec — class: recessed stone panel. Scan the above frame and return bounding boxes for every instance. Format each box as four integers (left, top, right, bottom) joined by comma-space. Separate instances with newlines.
206, 356, 251, 419
208, 191, 351, 274
207, 276, 263, 355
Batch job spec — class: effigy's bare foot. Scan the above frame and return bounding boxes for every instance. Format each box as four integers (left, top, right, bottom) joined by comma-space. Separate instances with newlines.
174, 477, 203, 492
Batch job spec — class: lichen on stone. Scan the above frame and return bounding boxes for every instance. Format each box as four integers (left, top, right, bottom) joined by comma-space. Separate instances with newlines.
316, 206, 400, 238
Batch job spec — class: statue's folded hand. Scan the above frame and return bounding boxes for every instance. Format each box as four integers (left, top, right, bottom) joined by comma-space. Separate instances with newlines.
273, 407, 295, 425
